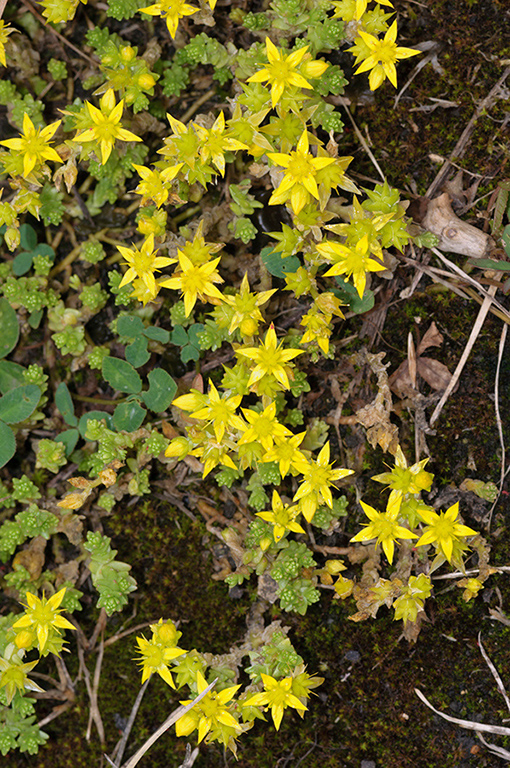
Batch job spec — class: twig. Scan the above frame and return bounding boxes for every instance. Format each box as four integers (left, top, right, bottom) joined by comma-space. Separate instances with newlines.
341, 104, 386, 182
415, 688, 510, 736
119, 679, 217, 768
180, 89, 216, 124
109, 679, 150, 768
487, 322, 508, 528
0, 0, 8, 20
20, 0, 96, 63
478, 632, 510, 714
426, 65, 510, 198
430, 282, 498, 425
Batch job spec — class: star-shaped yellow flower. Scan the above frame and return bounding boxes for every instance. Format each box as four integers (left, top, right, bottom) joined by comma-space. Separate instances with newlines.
72, 89, 141, 165
183, 381, 245, 443
223, 273, 276, 338
236, 325, 304, 390
238, 401, 291, 452
0, 113, 62, 179
349, 21, 419, 90
267, 130, 335, 215
140, 0, 198, 39
415, 502, 477, 563
247, 38, 328, 108
0, 21, 14, 67
350, 494, 418, 564
12, 588, 75, 654
294, 442, 354, 523
243, 673, 307, 731
117, 234, 174, 297
256, 490, 305, 542
318, 233, 385, 298
159, 252, 224, 316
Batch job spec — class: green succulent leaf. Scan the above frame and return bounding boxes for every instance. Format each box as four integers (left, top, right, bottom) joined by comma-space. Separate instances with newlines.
0, 298, 20, 359
102, 357, 142, 394
0, 385, 41, 424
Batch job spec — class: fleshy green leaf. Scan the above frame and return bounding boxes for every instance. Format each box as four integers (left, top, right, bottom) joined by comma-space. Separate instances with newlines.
12, 252, 34, 276
113, 401, 146, 431
55, 428, 80, 456
102, 357, 142, 394
125, 336, 150, 368
0, 420, 16, 467
78, 411, 114, 438
117, 314, 145, 338
143, 326, 170, 343
19, 223, 37, 251
55, 382, 78, 426
141, 369, 177, 412
0, 385, 40, 424
0, 361, 25, 393
261, 247, 300, 278
0, 298, 20, 359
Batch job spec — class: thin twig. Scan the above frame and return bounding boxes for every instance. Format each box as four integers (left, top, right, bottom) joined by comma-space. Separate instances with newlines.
109, 679, 150, 768
426, 65, 510, 198
20, 0, 96, 63
120, 679, 217, 768
0, 0, 8, 20
430, 282, 498, 425
341, 104, 386, 182
488, 322, 508, 528
415, 688, 510, 736
478, 632, 510, 714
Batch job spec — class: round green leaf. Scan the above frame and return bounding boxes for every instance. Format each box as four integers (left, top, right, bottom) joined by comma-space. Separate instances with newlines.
0, 298, 20, 359
0, 385, 40, 424
55, 382, 78, 427
113, 401, 146, 432
28, 309, 44, 329
143, 326, 170, 343
33, 243, 55, 259
333, 277, 374, 315
141, 369, 177, 413
78, 411, 114, 438
19, 223, 37, 251
0, 361, 25, 393
125, 336, 150, 368
13, 252, 34, 276
171, 326, 188, 346
260, 246, 301, 278
0, 420, 16, 468
181, 344, 200, 364
102, 357, 142, 394
55, 428, 80, 457
117, 315, 144, 339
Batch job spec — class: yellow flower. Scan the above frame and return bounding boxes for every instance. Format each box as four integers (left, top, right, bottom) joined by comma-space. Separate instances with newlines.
135, 635, 186, 688
0, 21, 14, 67
349, 21, 420, 90
247, 38, 327, 108
0, 655, 43, 705
243, 673, 307, 731
238, 402, 291, 452
318, 233, 385, 298
194, 111, 248, 176
117, 234, 175, 297
294, 442, 354, 523
415, 502, 477, 563
0, 113, 62, 179
353, 0, 394, 20
133, 163, 182, 208
159, 252, 224, 316
350, 495, 418, 564
72, 89, 141, 164
257, 490, 305, 542
236, 324, 304, 390
223, 273, 276, 338
12, 588, 75, 654
140, 0, 198, 39
261, 431, 308, 478
182, 381, 245, 443
267, 130, 335, 215
176, 671, 242, 744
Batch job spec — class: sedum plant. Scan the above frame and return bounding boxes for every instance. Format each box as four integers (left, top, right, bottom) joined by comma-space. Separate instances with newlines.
0, 0, 496, 760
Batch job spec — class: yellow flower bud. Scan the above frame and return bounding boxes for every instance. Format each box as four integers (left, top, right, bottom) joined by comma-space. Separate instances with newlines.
121, 46, 136, 62
138, 73, 156, 90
